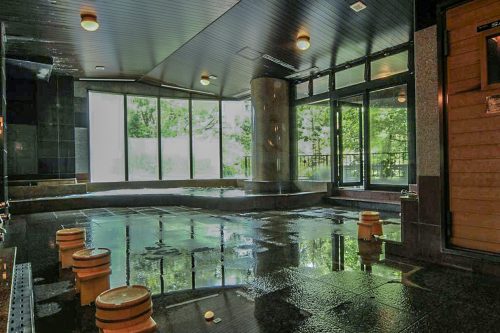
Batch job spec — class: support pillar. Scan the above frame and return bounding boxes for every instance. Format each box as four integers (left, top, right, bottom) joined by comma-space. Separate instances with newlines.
245, 77, 292, 193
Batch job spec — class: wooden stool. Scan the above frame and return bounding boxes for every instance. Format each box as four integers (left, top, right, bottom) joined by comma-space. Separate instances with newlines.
72, 248, 111, 306
372, 220, 384, 236
95, 285, 157, 333
56, 228, 85, 269
357, 222, 372, 240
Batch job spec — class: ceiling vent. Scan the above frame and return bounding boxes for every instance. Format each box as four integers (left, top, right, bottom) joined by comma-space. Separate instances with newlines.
236, 47, 262, 61
350, 1, 367, 12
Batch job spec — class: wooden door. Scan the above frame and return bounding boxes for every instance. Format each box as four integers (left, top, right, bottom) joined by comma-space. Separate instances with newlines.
446, 0, 500, 253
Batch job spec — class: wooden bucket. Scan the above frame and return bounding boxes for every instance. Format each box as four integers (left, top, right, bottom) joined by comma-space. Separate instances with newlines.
372, 220, 383, 236
72, 248, 111, 273
360, 211, 380, 224
56, 228, 85, 245
357, 222, 372, 240
95, 285, 154, 331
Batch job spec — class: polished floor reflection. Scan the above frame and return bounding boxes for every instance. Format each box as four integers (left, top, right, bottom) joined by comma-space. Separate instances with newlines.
4, 206, 499, 332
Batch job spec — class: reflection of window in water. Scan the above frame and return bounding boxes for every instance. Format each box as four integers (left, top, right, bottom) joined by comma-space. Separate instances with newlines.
487, 33, 500, 85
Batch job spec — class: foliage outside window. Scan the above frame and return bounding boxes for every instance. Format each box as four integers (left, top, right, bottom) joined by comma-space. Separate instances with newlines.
192, 100, 220, 179
296, 100, 331, 180
339, 95, 363, 184
160, 99, 190, 179
222, 100, 252, 178
127, 96, 159, 180
369, 85, 408, 185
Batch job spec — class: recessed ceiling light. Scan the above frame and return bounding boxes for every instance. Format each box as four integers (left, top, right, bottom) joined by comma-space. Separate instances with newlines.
208, 75, 218, 80
296, 35, 310, 51
95, 66, 105, 70
200, 75, 210, 86
350, 1, 367, 12
81, 14, 99, 32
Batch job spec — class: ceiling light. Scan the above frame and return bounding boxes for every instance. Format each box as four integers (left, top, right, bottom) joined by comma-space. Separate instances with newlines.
350, 1, 367, 12
296, 35, 310, 51
398, 91, 407, 103
200, 75, 210, 86
81, 14, 99, 32
95, 66, 105, 70
208, 75, 218, 80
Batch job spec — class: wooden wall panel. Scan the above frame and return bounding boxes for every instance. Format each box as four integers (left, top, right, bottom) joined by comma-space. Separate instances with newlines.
446, 0, 500, 254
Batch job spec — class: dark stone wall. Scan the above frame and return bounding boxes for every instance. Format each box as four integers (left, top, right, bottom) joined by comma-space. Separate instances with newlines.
1, 23, 8, 209
36, 76, 75, 179
6, 74, 75, 180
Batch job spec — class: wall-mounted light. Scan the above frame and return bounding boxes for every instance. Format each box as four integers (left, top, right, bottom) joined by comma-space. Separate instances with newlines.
200, 75, 210, 86
81, 14, 99, 32
296, 35, 310, 51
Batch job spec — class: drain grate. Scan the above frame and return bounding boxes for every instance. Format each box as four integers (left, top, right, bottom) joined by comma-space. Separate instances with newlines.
8, 263, 35, 333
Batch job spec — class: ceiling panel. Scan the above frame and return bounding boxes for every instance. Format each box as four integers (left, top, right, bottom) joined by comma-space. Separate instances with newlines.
144, 0, 413, 97
0, 0, 239, 76
0, 0, 412, 98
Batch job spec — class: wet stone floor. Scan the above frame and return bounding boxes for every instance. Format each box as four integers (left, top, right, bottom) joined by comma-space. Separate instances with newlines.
3, 205, 500, 332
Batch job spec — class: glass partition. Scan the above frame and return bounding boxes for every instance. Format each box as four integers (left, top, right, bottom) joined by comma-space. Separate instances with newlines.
222, 100, 252, 178
89, 92, 125, 182
160, 98, 190, 179
335, 64, 365, 89
371, 51, 408, 80
192, 100, 220, 179
338, 95, 363, 186
313, 75, 329, 95
296, 100, 331, 180
127, 96, 159, 180
369, 85, 408, 186
295, 80, 310, 99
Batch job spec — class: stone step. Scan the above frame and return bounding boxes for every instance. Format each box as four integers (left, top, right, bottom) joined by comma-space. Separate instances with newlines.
325, 196, 401, 213
333, 189, 401, 202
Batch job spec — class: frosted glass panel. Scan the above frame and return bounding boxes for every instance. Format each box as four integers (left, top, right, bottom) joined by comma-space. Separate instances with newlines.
192, 100, 220, 179
295, 81, 309, 99
222, 100, 252, 178
160, 98, 190, 179
89, 92, 125, 182
371, 51, 408, 80
313, 75, 329, 95
335, 64, 365, 89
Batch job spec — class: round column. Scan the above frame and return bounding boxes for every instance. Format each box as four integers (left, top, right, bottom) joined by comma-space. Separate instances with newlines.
248, 77, 290, 193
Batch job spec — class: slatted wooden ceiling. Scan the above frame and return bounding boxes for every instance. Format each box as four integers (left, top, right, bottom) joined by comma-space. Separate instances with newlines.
0, 0, 412, 97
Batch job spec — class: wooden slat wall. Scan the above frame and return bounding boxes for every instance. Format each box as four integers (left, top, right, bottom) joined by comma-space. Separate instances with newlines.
446, 0, 500, 253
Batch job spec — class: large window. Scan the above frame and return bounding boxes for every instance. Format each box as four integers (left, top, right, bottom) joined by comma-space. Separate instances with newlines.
192, 100, 220, 179
369, 85, 408, 186
222, 100, 252, 178
160, 99, 190, 179
127, 96, 159, 180
296, 100, 331, 180
89, 92, 125, 182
